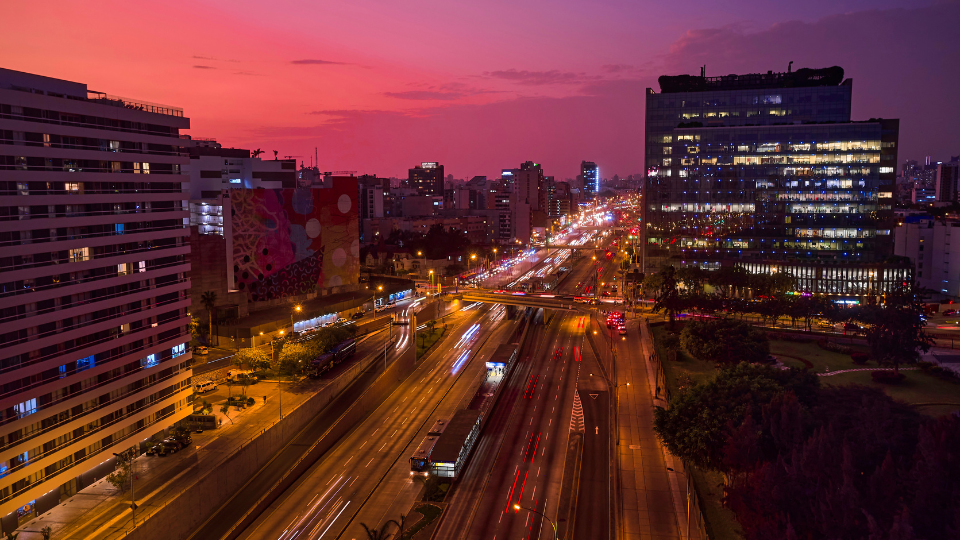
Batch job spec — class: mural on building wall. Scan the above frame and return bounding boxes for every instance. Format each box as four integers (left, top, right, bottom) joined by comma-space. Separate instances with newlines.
229, 178, 360, 301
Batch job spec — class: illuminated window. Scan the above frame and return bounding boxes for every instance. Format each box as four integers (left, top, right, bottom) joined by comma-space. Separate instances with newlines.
141, 353, 159, 368
77, 354, 95, 372
14, 398, 37, 418
172, 343, 186, 358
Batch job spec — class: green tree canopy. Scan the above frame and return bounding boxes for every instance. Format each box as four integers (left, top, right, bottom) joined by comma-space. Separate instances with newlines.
680, 318, 770, 365
653, 363, 819, 471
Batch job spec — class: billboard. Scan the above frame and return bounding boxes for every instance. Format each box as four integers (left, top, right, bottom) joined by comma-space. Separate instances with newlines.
229, 178, 359, 301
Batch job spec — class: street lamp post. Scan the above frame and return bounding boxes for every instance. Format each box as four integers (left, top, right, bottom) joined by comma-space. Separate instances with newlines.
291, 304, 302, 333
513, 504, 557, 539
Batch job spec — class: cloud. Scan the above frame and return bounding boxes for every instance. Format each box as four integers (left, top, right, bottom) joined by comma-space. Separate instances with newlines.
290, 59, 348, 65
191, 55, 239, 63
601, 64, 634, 73
483, 69, 601, 86
383, 90, 464, 101
193, 65, 216, 70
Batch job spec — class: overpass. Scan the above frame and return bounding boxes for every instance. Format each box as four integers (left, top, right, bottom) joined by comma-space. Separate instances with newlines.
447, 291, 589, 312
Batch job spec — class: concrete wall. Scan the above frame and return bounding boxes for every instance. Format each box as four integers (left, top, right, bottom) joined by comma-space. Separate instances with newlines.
124, 345, 386, 540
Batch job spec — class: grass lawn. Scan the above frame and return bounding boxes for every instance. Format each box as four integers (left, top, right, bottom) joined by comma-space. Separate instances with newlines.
769, 339, 860, 373
403, 504, 443, 539
821, 370, 960, 418
416, 327, 446, 359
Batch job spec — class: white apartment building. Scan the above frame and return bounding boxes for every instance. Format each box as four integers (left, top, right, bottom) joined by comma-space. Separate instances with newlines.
895, 217, 960, 300
0, 68, 193, 530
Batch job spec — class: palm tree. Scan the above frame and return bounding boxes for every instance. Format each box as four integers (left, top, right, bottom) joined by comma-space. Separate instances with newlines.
360, 523, 395, 540
200, 291, 218, 346
386, 514, 407, 539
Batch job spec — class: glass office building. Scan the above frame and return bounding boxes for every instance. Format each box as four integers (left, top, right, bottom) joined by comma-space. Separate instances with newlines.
642, 66, 900, 293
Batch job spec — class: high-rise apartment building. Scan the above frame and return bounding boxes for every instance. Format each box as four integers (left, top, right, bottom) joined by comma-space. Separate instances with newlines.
642, 65, 901, 296
935, 159, 960, 203
0, 69, 193, 527
580, 161, 599, 200
408, 162, 444, 196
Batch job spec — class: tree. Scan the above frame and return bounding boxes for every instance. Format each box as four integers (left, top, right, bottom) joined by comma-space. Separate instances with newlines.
236, 347, 271, 373
652, 265, 682, 328
707, 265, 750, 298
200, 290, 218, 346
106, 458, 131, 492
219, 403, 233, 424
862, 281, 933, 374
279, 341, 313, 376
680, 318, 770, 365
652, 363, 819, 471
360, 522, 395, 540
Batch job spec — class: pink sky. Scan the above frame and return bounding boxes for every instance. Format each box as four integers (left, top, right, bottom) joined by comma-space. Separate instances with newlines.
4, 0, 957, 179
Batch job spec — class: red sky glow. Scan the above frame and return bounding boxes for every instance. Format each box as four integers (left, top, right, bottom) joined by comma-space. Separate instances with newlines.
4, 0, 957, 179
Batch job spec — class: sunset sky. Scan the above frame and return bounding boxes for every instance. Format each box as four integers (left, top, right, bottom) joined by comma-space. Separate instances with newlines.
5, 0, 958, 179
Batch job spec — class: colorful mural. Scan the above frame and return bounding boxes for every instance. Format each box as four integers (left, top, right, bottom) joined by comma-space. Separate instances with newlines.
229, 177, 360, 301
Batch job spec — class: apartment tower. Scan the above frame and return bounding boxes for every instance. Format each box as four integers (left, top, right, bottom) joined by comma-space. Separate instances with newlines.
0, 68, 193, 529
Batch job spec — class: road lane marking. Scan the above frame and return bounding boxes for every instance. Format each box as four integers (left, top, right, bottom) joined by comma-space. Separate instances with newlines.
366, 458, 375, 467
344, 456, 353, 465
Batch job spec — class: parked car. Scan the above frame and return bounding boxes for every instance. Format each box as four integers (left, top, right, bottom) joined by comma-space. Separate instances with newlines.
818, 319, 834, 329
351, 311, 365, 320
944, 309, 957, 316
195, 346, 209, 355
195, 381, 217, 393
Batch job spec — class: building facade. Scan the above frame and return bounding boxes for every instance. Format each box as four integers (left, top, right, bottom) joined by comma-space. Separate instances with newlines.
408, 162, 444, 196
895, 217, 960, 300
580, 161, 599, 200
0, 69, 193, 528
642, 66, 899, 295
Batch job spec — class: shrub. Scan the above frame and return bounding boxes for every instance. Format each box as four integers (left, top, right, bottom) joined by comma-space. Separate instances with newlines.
871, 370, 906, 384
917, 361, 960, 384
681, 318, 770, 365
246, 397, 255, 407
850, 352, 869, 365
660, 333, 681, 351
817, 339, 853, 354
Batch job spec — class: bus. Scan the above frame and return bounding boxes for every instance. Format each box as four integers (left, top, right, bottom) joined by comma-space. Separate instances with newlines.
410, 419, 448, 476
308, 338, 357, 378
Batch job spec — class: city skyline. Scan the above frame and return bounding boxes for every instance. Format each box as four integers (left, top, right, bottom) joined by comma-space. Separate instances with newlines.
3, 0, 957, 179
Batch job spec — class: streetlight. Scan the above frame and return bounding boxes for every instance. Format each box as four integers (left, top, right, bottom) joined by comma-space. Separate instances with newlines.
291, 304, 302, 333
513, 504, 557, 539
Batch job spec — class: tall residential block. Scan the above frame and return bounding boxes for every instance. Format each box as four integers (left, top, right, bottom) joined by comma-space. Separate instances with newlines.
0, 69, 192, 528
580, 161, 599, 200
643, 65, 903, 297
408, 162, 444, 196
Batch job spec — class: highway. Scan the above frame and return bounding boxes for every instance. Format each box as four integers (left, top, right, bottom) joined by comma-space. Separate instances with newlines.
233, 301, 518, 540
436, 245, 613, 540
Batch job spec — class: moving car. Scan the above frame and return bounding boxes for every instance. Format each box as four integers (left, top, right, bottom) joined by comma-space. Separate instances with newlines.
817, 319, 833, 329
375, 305, 387, 313
195, 346, 209, 355
351, 311, 365, 320
618, 325, 627, 336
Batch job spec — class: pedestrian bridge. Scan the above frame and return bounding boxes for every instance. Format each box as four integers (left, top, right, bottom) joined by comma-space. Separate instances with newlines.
447, 290, 589, 312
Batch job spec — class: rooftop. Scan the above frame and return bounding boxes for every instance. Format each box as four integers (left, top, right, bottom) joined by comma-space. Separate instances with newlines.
657, 66, 845, 94
431, 409, 481, 463
0, 67, 184, 117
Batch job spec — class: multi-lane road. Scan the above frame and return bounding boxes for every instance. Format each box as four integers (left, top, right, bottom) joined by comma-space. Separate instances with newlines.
232, 301, 517, 540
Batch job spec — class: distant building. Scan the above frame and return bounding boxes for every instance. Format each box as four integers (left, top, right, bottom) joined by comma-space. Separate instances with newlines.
185, 141, 297, 235
895, 216, 960, 300
409, 162, 444, 196
580, 161, 599, 200
643, 65, 899, 299
935, 159, 960, 203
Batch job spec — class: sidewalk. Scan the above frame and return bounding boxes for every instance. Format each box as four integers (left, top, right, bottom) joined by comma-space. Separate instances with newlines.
18, 378, 324, 540
613, 317, 699, 540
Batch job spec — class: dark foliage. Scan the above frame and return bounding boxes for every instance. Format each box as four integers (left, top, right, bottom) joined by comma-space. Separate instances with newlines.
871, 370, 907, 384
851, 352, 870, 365
681, 318, 770, 365
724, 386, 960, 540
653, 363, 819, 471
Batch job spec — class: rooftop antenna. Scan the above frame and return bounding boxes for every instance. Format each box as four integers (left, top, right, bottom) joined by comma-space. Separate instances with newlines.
788, 61, 794, 73
273, 150, 278, 160
315, 147, 318, 170
700, 65, 705, 78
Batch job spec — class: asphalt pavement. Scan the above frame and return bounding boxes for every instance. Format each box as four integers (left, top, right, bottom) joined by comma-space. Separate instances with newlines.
231, 302, 515, 540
